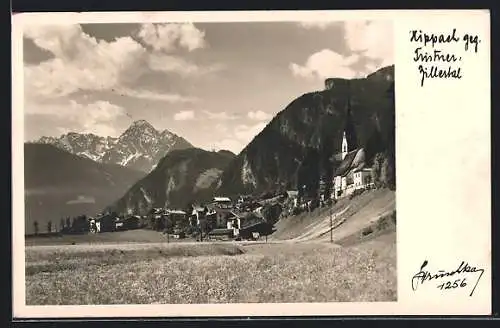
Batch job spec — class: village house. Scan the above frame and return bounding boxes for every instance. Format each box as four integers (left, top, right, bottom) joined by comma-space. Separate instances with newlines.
208, 211, 267, 241
190, 206, 207, 226
286, 190, 299, 207
331, 99, 374, 200
89, 213, 118, 233
211, 196, 233, 209
206, 207, 239, 230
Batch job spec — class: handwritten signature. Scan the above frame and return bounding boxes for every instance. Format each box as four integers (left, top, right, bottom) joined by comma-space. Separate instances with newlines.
412, 260, 484, 296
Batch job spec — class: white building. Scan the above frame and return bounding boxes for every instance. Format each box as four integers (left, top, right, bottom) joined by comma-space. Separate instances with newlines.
332, 127, 374, 200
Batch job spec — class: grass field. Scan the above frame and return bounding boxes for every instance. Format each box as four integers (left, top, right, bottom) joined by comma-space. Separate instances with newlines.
25, 234, 396, 305
25, 189, 397, 305
25, 229, 175, 246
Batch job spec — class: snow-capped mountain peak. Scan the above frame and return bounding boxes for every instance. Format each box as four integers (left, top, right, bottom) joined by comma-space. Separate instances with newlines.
33, 120, 193, 172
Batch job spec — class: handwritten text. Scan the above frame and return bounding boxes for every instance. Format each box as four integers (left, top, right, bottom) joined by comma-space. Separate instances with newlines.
409, 29, 481, 86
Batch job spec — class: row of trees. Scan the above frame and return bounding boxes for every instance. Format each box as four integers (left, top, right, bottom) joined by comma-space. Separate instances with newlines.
32, 215, 89, 236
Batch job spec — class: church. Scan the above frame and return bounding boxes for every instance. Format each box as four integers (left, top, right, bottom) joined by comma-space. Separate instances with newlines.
331, 99, 374, 200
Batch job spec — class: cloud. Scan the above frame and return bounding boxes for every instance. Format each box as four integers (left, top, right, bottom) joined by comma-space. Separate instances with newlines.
137, 23, 206, 52
298, 21, 336, 30
234, 123, 267, 143
173, 110, 195, 121
290, 49, 360, 80
343, 20, 394, 68
116, 88, 198, 103
247, 110, 272, 121
209, 122, 268, 154
25, 99, 128, 137
23, 24, 217, 102
148, 53, 225, 77
67, 195, 96, 204
24, 24, 148, 99
290, 21, 393, 80
212, 138, 243, 154
203, 110, 238, 120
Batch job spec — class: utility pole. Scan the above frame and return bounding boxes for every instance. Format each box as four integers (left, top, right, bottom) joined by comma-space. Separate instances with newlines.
330, 208, 333, 243
200, 221, 203, 242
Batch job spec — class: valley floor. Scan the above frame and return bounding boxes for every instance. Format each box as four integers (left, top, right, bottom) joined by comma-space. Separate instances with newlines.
24, 189, 397, 305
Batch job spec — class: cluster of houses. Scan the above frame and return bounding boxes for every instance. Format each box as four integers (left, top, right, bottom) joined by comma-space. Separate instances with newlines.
189, 196, 271, 241
86, 195, 272, 241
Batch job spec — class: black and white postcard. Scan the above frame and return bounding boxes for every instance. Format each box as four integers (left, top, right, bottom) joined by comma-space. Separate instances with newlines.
11, 10, 491, 317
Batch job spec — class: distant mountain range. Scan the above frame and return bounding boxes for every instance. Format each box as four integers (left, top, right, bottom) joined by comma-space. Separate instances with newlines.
24, 143, 146, 235
34, 120, 193, 172
109, 148, 236, 214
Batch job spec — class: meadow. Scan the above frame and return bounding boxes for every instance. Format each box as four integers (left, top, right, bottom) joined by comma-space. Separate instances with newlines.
25, 234, 396, 305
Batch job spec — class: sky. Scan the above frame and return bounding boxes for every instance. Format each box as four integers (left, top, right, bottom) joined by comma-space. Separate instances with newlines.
23, 20, 393, 154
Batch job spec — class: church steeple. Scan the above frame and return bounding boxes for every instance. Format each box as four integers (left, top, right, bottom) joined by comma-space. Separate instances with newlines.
341, 131, 348, 160
341, 83, 357, 159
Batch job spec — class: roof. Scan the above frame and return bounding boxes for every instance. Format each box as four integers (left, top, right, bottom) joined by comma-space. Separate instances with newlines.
213, 197, 231, 202
240, 215, 266, 229
167, 210, 186, 215
353, 165, 372, 173
239, 221, 267, 232
116, 216, 140, 223
352, 162, 365, 172
208, 228, 234, 236
207, 208, 239, 219
334, 148, 366, 177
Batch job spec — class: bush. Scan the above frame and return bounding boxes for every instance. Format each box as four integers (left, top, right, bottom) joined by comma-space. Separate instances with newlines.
376, 217, 390, 231
292, 206, 302, 216
349, 188, 365, 200
362, 227, 373, 236
262, 203, 283, 224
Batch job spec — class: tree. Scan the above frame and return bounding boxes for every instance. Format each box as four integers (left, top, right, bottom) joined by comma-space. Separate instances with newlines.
371, 153, 385, 188
371, 152, 395, 189
297, 148, 320, 198
262, 203, 282, 225
60, 218, 65, 232
65, 217, 71, 230
365, 125, 384, 165
33, 221, 39, 236
382, 155, 396, 190
47, 221, 52, 233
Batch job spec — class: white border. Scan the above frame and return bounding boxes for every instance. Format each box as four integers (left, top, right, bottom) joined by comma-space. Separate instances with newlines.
12, 10, 491, 318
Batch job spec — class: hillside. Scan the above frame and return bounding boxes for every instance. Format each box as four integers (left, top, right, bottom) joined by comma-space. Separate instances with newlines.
110, 148, 235, 215
270, 188, 396, 243
35, 120, 194, 172
215, 65, 395, 198
24, 143, 145, 235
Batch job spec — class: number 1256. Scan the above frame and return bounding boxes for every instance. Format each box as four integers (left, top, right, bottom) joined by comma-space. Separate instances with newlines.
437, 278, 467, 290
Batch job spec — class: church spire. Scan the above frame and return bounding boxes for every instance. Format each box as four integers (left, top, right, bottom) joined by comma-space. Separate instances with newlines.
342, 82, 357, 158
